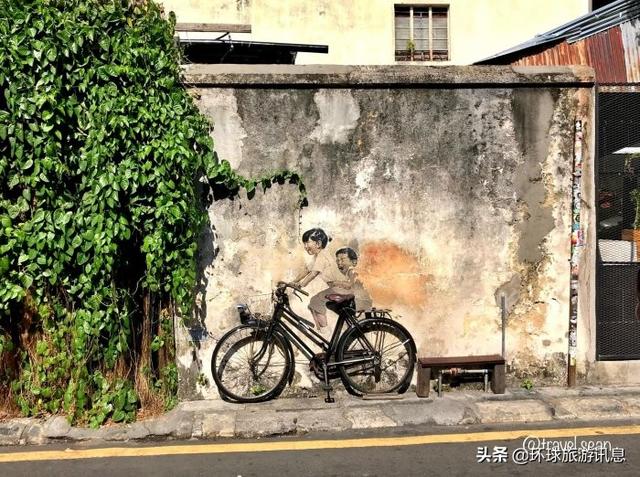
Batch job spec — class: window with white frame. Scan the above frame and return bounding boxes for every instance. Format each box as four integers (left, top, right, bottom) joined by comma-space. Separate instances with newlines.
394, 5, 449, 61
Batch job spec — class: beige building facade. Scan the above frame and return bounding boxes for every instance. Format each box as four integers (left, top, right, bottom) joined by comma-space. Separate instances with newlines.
160, 0, 591, 65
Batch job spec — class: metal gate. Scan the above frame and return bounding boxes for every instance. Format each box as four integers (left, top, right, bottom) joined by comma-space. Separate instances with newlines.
596, 87, 640, 360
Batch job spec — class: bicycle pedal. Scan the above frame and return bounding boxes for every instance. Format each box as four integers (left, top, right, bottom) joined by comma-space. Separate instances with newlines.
324, 397, 335, 403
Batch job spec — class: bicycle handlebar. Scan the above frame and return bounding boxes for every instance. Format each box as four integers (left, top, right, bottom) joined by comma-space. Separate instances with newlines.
277, 281, 309, 296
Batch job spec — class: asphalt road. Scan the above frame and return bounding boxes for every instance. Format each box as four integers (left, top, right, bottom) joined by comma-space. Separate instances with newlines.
1, 420, 639, 477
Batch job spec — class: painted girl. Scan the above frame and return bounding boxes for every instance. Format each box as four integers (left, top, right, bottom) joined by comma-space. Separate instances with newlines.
292, 228, 342, 331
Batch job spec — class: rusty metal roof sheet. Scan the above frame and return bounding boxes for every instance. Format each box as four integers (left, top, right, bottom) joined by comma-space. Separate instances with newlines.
584, 27, 627, 83
510, 26, 628, 83
621, 18, 640, 82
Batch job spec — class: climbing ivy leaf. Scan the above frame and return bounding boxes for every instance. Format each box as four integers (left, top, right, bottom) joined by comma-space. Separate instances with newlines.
0, 0, 305, 426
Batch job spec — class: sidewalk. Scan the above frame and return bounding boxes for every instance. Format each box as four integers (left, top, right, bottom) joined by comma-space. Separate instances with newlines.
2, 385, 640, 446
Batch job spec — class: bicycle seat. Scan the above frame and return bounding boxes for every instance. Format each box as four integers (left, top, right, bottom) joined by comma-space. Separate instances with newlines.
325, 293, 355, 303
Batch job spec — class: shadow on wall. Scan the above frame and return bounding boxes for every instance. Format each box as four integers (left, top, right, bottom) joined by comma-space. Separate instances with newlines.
189, 221, 219, 348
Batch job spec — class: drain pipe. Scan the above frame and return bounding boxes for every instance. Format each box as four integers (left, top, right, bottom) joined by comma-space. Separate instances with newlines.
568, 119, 584, 387
500, 294, 506, 359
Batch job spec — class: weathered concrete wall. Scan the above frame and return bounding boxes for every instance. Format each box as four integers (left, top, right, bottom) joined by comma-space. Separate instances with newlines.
177, 65, 596, 399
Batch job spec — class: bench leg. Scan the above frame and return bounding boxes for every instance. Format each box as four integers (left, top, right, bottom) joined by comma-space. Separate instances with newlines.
491, 364, 506, 394
416, 366, 431, 398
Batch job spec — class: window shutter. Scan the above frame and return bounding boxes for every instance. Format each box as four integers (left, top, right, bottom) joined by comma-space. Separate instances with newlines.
432, 8, 448, 55
413, 9, 429, 51
394, 8, 410, 51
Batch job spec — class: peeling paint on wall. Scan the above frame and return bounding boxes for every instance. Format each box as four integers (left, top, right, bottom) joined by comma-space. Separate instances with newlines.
310, 90, 360, 144
196, 89, 247, 166
511, 89, 557, 265
496, 87, 577, 386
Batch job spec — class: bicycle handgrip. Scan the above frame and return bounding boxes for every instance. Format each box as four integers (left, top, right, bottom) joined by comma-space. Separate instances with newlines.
284, 282, 309, 296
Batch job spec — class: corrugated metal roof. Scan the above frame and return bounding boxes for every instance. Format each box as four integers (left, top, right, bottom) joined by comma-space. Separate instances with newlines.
586, 27, 628, 82
620, 18, 640, 82
510, 26, 629, 82
477, 0, 640, 64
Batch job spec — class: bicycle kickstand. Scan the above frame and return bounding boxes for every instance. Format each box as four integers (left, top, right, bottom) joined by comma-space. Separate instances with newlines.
322, 363, 335, 404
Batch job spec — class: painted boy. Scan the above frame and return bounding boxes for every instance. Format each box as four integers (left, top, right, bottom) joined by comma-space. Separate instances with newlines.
329, 247, 373, 313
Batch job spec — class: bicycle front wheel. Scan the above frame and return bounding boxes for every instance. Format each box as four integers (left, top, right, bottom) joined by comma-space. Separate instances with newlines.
337, 318, 416, 396
211, 325, 292, 403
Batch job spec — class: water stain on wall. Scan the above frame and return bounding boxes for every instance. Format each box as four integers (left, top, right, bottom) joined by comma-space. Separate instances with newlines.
358, 241, 431, 308
511, 89, 557, 264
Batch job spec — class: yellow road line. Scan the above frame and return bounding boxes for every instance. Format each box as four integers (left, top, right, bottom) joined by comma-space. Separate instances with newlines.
2, 424, 640, 463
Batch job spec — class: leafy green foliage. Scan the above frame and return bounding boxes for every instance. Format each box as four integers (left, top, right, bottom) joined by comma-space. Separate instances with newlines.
0, 0, 305, 425
630, 188, 640, 229
520, 378, 534, 391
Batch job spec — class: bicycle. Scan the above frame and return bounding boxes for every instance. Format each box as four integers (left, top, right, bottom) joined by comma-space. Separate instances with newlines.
211, 282, 417, 403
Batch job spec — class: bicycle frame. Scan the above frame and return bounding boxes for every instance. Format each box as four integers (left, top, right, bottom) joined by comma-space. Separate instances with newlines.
261, 287, 377, 369
218, 283, 416, 403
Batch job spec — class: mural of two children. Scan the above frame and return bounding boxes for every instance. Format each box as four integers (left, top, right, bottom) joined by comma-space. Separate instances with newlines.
292, 228, 372, 332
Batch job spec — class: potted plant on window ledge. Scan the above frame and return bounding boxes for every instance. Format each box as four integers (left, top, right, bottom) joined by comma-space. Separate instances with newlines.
406, 39, 415, 61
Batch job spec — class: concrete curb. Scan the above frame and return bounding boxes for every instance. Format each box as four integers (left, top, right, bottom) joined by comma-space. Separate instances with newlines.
2, 385, 640, 446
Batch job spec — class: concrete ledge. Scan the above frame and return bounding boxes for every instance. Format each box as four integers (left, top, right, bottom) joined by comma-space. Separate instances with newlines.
584, 361, 640, 385
182, 64, 595, 87
384, 398, 475, 426
3, 385, 640, 446
549, 396, 638, 420
0, 420, 27, 446
234, 410, 298, 437
474, 400, 554, 424
345, 406, 396, 429
296, 409, 352, 433
43, 416, 71, 438
200, 412, 236, 438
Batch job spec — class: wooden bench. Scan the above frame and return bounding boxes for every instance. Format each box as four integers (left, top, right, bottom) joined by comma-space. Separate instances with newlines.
416, 354, 506, 398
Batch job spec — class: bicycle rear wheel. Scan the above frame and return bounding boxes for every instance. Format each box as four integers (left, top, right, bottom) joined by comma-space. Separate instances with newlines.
337, 318, 416, 396
211, 325, 292, 403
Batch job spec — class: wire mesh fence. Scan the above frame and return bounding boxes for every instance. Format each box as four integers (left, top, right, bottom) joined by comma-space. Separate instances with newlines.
596, 89, 640, 360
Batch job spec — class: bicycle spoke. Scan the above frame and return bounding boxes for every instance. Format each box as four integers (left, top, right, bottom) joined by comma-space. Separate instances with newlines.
338, 321, 415, 395
212, 327, 291, 402
380, 338, 410, 355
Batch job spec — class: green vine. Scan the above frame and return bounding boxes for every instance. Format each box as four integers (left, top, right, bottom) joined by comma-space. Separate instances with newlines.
630, 186, 640, 230
0, 0, 305, 425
